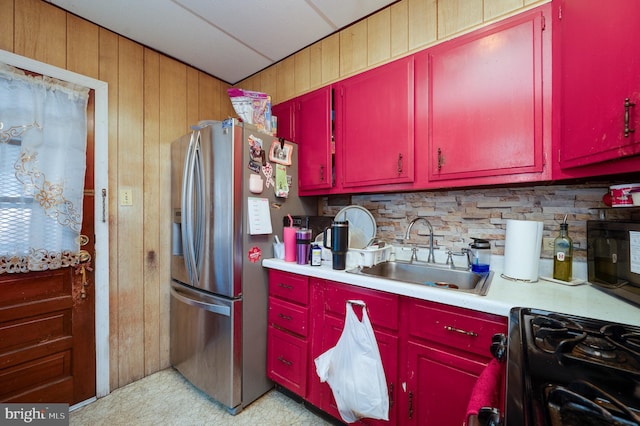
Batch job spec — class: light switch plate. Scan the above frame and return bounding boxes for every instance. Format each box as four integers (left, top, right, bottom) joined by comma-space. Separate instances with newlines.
120, 189, 133, 206
542, 237, 554, 253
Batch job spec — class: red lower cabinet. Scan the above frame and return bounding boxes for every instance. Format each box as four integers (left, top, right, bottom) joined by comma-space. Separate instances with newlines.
399, 299, 508, 425
267, 325, 308, 396
402, 341, 485, 425
266, 270, 310, 398
310, 281, 399, 425
266, 271, 507, 425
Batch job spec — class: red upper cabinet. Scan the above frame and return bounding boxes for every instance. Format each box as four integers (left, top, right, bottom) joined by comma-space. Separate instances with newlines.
335, 56, 415, 188
271, 98, 296, 142
555, 0, 640, 170
418, 6, 549, 184
296, 87, 333, 192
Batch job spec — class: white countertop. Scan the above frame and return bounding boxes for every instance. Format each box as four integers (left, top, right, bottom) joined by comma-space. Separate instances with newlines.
262, 258, 640, 326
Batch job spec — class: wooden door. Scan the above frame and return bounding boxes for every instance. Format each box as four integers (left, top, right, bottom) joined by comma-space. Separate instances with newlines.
0, 91, 96, 405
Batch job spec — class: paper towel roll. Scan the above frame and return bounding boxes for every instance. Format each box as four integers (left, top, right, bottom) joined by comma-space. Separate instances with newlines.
503, 219, 544, 282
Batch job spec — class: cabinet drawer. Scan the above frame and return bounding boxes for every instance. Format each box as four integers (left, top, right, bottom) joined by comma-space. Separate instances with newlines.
267, 326, 308, 397
407, 299, 506, 357
268, 270, 309, 305
323, 281, 399, 331
268, 297, 308, 337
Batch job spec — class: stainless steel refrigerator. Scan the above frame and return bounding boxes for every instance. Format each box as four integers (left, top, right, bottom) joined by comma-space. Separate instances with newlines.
170, 119, 315, 414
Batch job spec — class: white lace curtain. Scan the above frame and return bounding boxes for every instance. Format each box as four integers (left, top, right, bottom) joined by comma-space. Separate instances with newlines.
0, 63, 89, 273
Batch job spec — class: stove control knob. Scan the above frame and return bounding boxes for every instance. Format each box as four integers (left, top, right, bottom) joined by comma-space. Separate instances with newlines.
490, 333, 507, 361
478, 407, 502, 426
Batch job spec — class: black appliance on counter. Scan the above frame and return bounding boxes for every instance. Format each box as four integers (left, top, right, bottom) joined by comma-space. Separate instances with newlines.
284, 215, 334, 242
587, 220, 640, 307
506, 307, 640, 425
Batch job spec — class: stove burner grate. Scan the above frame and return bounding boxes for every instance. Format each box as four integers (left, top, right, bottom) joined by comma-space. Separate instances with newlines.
573, 335, 618, 360
529, 314, 640, 375
545, 381, 640, 426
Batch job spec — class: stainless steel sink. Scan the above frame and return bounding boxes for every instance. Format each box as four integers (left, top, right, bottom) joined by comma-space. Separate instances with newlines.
347, 261, 493, 296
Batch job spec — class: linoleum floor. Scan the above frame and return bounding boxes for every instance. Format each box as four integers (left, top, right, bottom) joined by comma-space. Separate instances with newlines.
70, 368, 334, 425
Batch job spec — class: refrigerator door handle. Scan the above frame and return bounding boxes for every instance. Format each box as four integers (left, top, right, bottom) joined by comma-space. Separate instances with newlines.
170, 287, 231, 317
181, 131, 199, 287
192, 132, 206, 277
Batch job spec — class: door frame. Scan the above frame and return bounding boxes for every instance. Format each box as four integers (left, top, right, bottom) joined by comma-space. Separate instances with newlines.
0, 49, 110, 400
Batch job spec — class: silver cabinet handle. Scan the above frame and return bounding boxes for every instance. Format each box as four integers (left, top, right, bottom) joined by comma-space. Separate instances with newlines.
624, 98, 636, 137
444, 325, 478, 337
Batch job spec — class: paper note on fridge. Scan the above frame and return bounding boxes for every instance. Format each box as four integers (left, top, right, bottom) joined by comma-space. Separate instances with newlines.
248, 197, 273, 235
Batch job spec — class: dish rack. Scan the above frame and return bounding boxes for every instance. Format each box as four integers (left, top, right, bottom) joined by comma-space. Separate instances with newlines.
349, 245, 392, 268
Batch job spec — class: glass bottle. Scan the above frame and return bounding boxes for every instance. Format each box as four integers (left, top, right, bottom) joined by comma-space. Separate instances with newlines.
553, 223, 573, 281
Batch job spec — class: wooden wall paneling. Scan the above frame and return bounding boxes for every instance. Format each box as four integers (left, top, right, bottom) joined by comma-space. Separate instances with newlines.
367, 8, 391, 66
187, 67, 200, 126
437, 0, 484, 39
408, 0, 437, 50
142, 48, 161, 376
390, 1, 409, 57
14, 0, 66, 68
222, 83, 236, 119
0, 0, 14, 52
340, 19, 367, 77
321, 33, 340, 85
260, 67, 278, 104
276, 56, 296, 102
158, 56, 188, 372
294, 48, 310, 95
239, 74, 259, 92
199, 72, 221, 120
484, 0, 525, 21
159, 56, 188, 142
116, 36, 145, 388
66, 14, 99, 79
308, 43, 323, 90
98, 27, 120, 391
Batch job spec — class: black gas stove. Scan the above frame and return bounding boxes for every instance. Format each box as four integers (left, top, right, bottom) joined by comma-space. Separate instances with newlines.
506, 307, 640, 426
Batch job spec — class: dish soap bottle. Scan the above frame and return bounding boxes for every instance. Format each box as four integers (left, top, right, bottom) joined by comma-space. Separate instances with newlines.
553, 215, 573, 281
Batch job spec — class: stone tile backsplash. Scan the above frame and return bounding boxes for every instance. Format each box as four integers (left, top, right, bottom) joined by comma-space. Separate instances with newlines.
320, 183, 639, 260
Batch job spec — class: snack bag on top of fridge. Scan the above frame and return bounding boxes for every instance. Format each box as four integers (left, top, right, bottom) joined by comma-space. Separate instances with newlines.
227, 88, 272, 134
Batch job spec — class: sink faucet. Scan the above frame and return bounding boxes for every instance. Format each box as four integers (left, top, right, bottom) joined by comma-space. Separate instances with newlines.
404, 217, 436, 263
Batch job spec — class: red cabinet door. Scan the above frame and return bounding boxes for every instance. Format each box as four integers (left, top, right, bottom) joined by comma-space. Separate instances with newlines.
399, 298, 507, 425
401, 340, 485, 425
296, 87, 333, 191
335, 57, 415, 188
267, 325, 308, 397
556, 0, 640, 168
316, 310, 399, 425
309, 280, 399, 424
272, 99, 295, 141
424, 7, 547, 182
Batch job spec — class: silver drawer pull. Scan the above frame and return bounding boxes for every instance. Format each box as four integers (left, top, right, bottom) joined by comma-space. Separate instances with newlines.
278, 356, 293, 366
278, 283, 293, 290
278, 313, 292, 321
444, 325, 478, 337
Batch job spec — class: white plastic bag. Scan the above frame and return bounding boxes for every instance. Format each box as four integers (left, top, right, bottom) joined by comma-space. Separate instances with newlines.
314, 300, 389, 423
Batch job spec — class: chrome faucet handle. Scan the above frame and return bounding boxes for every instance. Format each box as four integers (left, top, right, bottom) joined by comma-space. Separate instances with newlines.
445, 250, 454, 266
410, 246, 418, 262
447, 249, 472, 270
